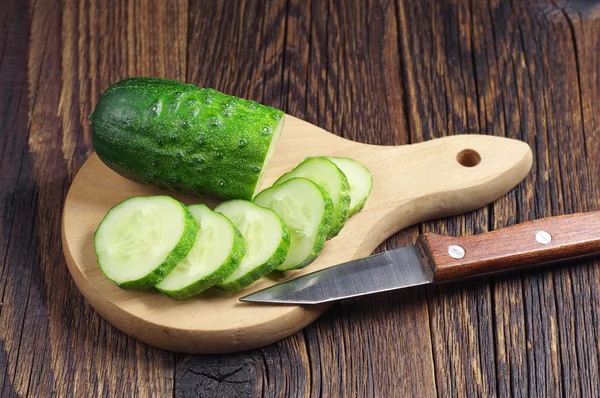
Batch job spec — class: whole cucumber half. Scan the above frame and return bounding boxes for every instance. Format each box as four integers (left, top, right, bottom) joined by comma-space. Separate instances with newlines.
90, 77, 285, 200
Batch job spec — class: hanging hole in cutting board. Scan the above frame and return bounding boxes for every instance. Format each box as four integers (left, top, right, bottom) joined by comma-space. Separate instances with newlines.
456, 149, 481, 167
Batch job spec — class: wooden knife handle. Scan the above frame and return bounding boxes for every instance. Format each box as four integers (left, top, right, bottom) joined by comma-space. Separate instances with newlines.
415, 211, 600, 282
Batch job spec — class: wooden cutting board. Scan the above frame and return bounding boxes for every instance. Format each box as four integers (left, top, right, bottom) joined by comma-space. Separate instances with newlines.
62, 115, 532, 353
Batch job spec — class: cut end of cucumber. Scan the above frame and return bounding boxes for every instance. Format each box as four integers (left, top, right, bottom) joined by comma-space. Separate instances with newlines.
95, 196, 194, 288
253, 114, 285, 196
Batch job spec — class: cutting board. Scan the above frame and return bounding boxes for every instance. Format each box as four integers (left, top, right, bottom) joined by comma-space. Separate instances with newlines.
62, 115, 532, 353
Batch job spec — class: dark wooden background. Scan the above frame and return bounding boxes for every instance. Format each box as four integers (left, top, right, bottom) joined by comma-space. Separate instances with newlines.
2, 0, 600, 396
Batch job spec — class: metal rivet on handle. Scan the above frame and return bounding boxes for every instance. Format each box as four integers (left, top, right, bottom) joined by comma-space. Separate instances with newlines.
448, 245, 466, 259
535, 231, 552, 245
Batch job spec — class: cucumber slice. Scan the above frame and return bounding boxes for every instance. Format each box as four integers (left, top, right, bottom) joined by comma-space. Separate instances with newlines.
275, 157, 350, 239
253, 178, 333, 270
155, 204, 245, 299
328, 157, 373, 216
94, 196, 197, 290
214, 200, 290, 291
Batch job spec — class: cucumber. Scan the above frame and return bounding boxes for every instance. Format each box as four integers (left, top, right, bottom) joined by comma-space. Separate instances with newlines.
94, 196, 197, 290
253, 178, 334, 270
214, 200, 290, 291
90, 77, 285, 200
155, 204, 245, 299
328, 157, 373, 216
275, 157, 350, 238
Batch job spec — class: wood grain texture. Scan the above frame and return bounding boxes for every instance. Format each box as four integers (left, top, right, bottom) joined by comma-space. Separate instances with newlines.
23, 0, 187, 396
1, 0, 599, 395
417, 211, 600, 281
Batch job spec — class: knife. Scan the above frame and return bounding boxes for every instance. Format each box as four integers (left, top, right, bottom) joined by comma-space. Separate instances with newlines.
240, 211, 600, 304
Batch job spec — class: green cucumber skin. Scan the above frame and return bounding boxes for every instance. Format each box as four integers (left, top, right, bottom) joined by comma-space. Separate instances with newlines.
348, 194, 369, 217
253, 178, 334, 271
95, 196, 198, 290
214, 200, 291, 292
90, 77, 284, 200
329, 169, 350, 238
275, 157, 350, 239
157, 205, 246, 299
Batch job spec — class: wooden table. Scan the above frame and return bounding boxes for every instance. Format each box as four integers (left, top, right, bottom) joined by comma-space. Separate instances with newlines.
3, 0, 600, 396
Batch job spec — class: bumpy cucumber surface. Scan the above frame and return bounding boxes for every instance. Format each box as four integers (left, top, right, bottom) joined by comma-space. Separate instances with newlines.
94, 195, 197, 290
253, 178, 333, 270
90, 77, 285, 200
328, 157, 372, 216
155, 204, 245, 299
275, 157, 350, 239
215, 200, 290, 291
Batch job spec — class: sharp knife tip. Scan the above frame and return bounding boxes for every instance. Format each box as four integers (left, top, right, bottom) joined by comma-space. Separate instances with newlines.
238, 293, 282, 304
239, 293, 324, 305
238, 296, 256, 303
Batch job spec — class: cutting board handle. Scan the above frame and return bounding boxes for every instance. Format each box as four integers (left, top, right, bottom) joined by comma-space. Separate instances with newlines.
347, 133, 533, 257
416, 211, 600, 282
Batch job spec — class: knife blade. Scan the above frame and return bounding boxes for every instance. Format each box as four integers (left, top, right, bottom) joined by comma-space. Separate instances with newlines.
240, 211, 600, 304
240, 246, 432, 304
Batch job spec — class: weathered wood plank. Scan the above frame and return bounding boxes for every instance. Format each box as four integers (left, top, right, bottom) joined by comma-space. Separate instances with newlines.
22, 0, 188, 395
0, 1, 53, 396
535, 2, 600, 396
182, 1, 437, 397
494, 2, 600, 397
303, 1, 436, 396
394, 1, 600, 397
425, 1, 600, 397
181, 2, 313, 397
394, 1, 498, 396
483, 1, 555, 396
